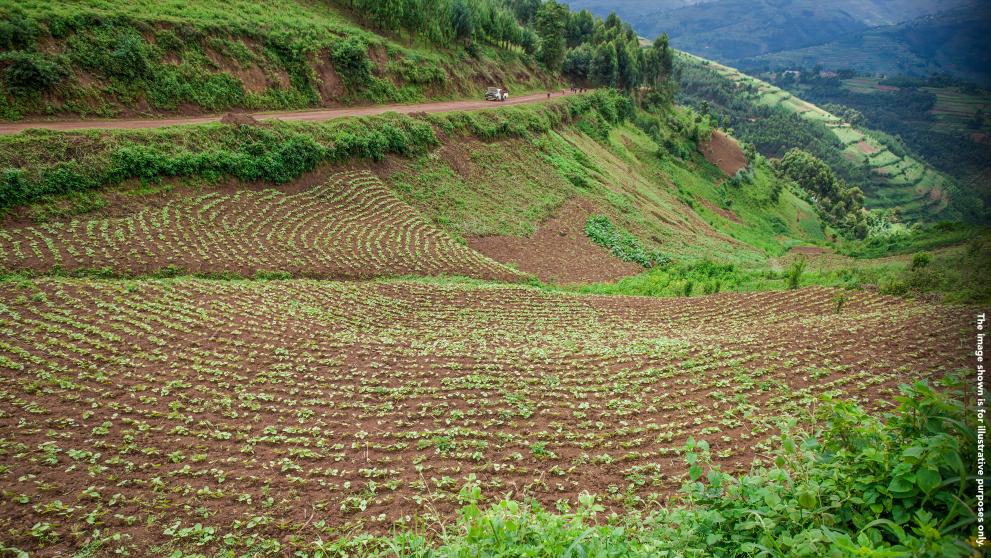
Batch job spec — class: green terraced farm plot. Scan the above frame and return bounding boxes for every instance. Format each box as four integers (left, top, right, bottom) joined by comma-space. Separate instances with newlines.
926, 86, 991, 133
832, 126, 864, 146
867, 150, 901, 169
876, 158, 913, 179
842, 145, 868, 166
841, 78, 887, 94
0, 278, 970, 555
927, 87, 991, 116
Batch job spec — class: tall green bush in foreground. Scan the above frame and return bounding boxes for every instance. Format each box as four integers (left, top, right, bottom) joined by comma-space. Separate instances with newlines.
313, 377, 975, 557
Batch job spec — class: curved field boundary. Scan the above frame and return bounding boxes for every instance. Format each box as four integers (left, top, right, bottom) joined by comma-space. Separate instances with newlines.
0, 171, 525, 281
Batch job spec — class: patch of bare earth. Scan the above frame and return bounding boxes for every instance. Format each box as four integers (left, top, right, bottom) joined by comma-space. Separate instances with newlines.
857, 140, 878, 154
468, 199, 642, 284
700, 130, 747, 175
219, 112, 261, 127
314, 55, 345, 103
696, 192, 741, 223
790, 246, 827, 256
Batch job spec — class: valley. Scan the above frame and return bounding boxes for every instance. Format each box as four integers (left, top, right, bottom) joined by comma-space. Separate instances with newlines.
0, 1, 985, 556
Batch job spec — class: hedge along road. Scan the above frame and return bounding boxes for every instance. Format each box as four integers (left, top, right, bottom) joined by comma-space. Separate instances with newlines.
0, 90, 580, 135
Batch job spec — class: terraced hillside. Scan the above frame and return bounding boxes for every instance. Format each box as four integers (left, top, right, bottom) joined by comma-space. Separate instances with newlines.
0, 9, 984, 549
0, 170, 523, 281
677, 53, 967, 221
0, 277, 968, 555
834, 76, 991, 149
0, 93, 831, 284
927, 86, 991, 136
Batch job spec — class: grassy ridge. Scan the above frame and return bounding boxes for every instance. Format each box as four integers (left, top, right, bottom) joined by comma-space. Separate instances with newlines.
570, 236, 991, 303
0, 0, 550, 119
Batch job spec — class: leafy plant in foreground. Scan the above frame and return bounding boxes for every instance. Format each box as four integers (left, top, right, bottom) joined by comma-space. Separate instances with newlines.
666, 376, 976, 557
358, 377, 976, 557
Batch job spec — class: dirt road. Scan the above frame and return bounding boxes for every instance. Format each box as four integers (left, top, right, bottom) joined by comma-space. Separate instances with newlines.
0, 90, 578, 135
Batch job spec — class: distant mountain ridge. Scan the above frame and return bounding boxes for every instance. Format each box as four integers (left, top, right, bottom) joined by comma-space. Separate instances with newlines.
742, 3, 991, 86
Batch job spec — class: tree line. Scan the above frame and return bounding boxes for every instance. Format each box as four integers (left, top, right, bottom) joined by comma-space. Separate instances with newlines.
340, 0, 673, 90
775, 148, 869, 239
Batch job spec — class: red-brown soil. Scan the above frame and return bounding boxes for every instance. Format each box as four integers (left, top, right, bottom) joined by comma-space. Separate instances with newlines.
790, 245, 828, 256
468, 199, 642, 284
696, 194, 742, 223
219, 112, 261, 126
700, 130, 747, 175
0, 170, 524, 281
856, 140, 878, 154
0, 279, 970, 556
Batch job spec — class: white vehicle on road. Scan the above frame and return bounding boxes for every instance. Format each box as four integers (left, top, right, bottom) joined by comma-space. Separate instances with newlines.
485, 87, 509, 101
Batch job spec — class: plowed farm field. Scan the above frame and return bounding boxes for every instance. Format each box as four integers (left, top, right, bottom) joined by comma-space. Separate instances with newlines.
0, 171, 522, 282
0, 278, 969, 556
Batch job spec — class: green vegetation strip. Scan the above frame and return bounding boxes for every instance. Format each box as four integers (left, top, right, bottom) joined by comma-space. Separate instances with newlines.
0, 91, 633, 213
584, 215, 670, 268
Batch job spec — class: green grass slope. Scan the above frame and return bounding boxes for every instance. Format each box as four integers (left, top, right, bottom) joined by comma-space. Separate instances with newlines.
0, 0, 553, 120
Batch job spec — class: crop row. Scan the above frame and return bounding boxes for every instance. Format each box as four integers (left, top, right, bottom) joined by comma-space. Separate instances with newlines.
0, 278, 969, 555
0, 171, 522, 281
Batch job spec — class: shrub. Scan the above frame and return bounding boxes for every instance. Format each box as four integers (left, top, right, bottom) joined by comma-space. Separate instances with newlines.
1, 51, 68, 93
0, 168, 30, 207
575, 110, 610, 140
682, 279, 694, 297
153, 29, 184, 54
584, 215, 670, 268
387, 58, 447, 85
107, 34, 152, 80
911, 251, 932, 270
0, 12, 38, 50
66, 25, 154, 82
41, 162, 97, 197
188, 72, 245, 112
259, 134, 325, 182
786, 255, 806, 289
330, 37, 373, 89
728, 166, 754, 187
